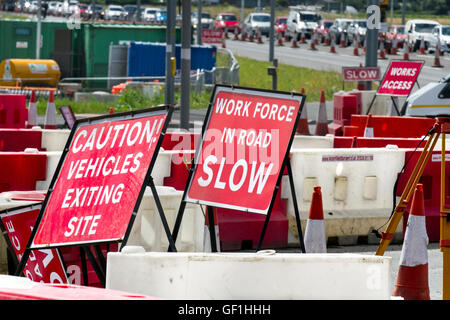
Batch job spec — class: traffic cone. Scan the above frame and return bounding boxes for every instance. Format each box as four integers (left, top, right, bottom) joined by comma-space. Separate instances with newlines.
304, 186, 326, 253
324, 32, 330, 46
314, 90, 329, 136
257, 28, 263, 44
203, 207, 221, 253
233, 27, 239, 40
363, 113, 374, 137
224, 28, 229, 39
309, 33, 317, 50
248, 30, 254, 42
240, 29, 247, 41
296, 88, 310, 135
277, 32, 283, 46
403, 37, 410, 60
291, 32, 299, 48
330, 34, 336, 53
391, 37, 398, 55
353, 35, 359, 56
26, 90, 38, 128
313, 30, 319, 46
379, 38, 387, 59
340, 31, 346, 47
433, 43, 443, 67
392, 184, 430, 300
300, 29, 306, 43
419, 36, 425, 54
357, 32, 362, 48
44, 91, 57, 129
109, 107, 114, 114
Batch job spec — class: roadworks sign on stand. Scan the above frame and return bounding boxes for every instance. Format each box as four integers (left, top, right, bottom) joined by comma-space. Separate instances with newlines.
14, 106, 174, 285
171, 85, 306, 252
366, 59, 424, 115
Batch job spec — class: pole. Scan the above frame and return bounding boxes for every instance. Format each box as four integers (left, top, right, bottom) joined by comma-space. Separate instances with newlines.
240, 0, 244, 23
197, 0, 202, 45
269, 0, 274, 62
136, 0, 141, 22
389, 0, 394, 28
365, 0, 379, 91
36, 0, 41, 59
402, 0, 405, 25
180, 0, 191, 130
165, 0, 176, 106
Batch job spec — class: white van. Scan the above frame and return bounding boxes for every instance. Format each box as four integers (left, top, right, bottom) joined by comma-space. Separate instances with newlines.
405, 19, 440, 51
285, 6, 321, 40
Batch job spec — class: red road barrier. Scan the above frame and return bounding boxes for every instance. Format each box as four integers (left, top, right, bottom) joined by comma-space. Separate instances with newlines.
0, 95, 28, 129
0, 129, 44, 151
0, 153, 47, 193
161, 132, 200, 151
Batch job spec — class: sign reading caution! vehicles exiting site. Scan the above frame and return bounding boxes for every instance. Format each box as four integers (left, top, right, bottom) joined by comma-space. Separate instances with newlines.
172, 85, 306, 252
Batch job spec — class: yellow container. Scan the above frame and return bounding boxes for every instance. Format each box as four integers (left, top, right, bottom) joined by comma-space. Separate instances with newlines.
0, 59, 61, 87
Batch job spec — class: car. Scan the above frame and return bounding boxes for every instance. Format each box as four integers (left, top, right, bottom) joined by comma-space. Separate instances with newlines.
155, 8, 166, 23
86, 4, 103, 19
142, 7, 159, 22
74, 2, 87, 18
405, 19, 440, 51
348, 19, 367, 44
105, 4, 125, 20
191, 11, 214, 30
47, 1, 58, 14
428, 25, 450, 53
285, 6, 321, 40
55, 1, 63, 16
67, 0, 78, 15
1, 0, 15, 11
14, 0, 26, 12
385, 25, 406, 50
316, 19, 333, 42
214, 13, 240, 33
274, 16, 287, 36
243, 12, 271, 37
123, 4, 137, 21
328, 18, 353, 45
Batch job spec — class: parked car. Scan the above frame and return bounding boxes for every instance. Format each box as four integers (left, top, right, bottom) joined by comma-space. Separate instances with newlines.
385, 24, 406, 51
1, 0, 15, 11
428, 25, 450, 53
142, 7, 159, 22
243, 12, 271, 37
316, 19, 333, 42
329, 18, 353, 45
86, 4, 103, 19
285, 6, 321, 40
55, 1, 63, 16
74, 2, 87, 18
191, 11, 214, 30
67, 0, 78, 15
155, 9, 166, 23
47, 0, 58, 14
274, 16, 287, 37
348, 19, 367, 44
405, 19, 440, 51
214, 13, 240, 33
28, 0, 38, 13
123, 4, 137, 21
105, 4, 125, 20
15, 0, 26, 12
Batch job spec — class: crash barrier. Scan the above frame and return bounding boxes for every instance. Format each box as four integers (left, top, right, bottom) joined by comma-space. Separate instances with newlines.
283, 147, 406, 245
126, 186, 204, 252
0, 94, 28, 129
106, 250, 392, 299
342, 115, 435, 138
0, 128, 70, 152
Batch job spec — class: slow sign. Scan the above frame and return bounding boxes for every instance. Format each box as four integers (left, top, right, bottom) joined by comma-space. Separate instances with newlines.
30, 107, 172, 248
185, 86, 304, 214
342, 66, 380, 82
201, 29, 223, 44
377, 60, 424, 96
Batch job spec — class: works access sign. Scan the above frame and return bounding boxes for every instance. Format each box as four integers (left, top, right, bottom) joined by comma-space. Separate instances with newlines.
30, 107, 172, 248
185, 86, 304, 215
377, 60, 424, 96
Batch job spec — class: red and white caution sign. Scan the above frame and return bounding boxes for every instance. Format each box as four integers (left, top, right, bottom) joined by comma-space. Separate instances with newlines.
185, 86, 304, 215
29, 107, 172, 248
0, 204, 69, 284
377, 60, 424, 96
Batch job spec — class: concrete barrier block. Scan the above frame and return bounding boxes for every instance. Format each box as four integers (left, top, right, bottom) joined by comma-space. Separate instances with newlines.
106, 251, 392, 300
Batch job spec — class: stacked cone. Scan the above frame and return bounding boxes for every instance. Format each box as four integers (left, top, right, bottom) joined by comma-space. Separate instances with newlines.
364, 113, 374, 137
203, 207, 221, 253
378, 38, 387, 59
44, 91, 57, 129
256, 28, 263, 44
233, 28, 239, 40
391, 37, 398, 55
300, 29, 306, 43
353, 35, 359, 56
277, 32, 283, 46
330, 34, 336, 53
295, 88, 310, 135
309, 33, 317, 50
291, 33, 299, 48
340, 31, 346, 47
314, 90, 329, 136
26, 90, 38, 128
304, 186, 326, 253
403, 38, 410, 60
392, 184, 430, 300
433, 42, 443, 68
419, 36, 425, 54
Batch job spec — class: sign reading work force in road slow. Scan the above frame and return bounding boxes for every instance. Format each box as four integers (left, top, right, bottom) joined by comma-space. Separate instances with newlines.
377, 60, 424, 96
30, 107, 171, 248
185, 86, 304, 215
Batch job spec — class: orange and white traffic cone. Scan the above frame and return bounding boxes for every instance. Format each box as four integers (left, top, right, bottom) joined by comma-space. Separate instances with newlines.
363, 113, 374, 137
300, 29, 306, 43
340, 31, 346, 47
277, 32, 284, 46
392, 184, 430, 300
109, 107, 114, 114
403, 37, 410, 60
379, 38, 387, 59
357, 32, 362, 48
353, 35, 359, 56
257, 28, 263, 44
296, 88, 310, 135
291, 32, 299, 48
419, 36, 425, 54
26, 90, 38, 128
309, 32, 317, 50
304, 186, 326, 253
391, 37, 398, 55
44, 90, 57, 129
330, 34, 336, 53
433, 43, 443, 67
315, 90, 329, 136
324, 32, 330, 46
203, 207, 221, 253
313, 30, 319, 46
233, 27, 239, 40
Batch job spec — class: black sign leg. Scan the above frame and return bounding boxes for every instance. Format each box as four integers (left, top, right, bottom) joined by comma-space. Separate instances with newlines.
391, 96, 401, 116
207, 206, 218, 252
79, 247, 89, 286
286, 160, 306, 253
82, 246, 105, 287
148, 177, 177, 253
366, 94, 377, 115
94, 245, 106, 273
256, 185, 277, 252
14, 248, 30, 276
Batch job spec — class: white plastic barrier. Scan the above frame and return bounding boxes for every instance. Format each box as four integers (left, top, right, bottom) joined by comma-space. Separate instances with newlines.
29, 127, 71, 151
291, 135, 334, 149
357, 90, 391, 116
127, 186, 204, 252
106, 249, 392, 300
282, 147, 406, 244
